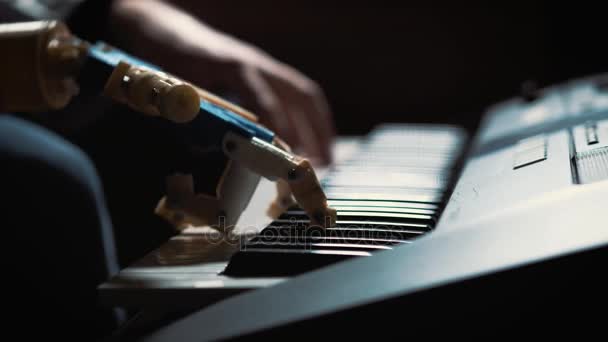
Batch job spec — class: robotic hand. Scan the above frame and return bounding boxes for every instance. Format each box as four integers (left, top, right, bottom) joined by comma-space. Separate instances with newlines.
0, 20, 337, 231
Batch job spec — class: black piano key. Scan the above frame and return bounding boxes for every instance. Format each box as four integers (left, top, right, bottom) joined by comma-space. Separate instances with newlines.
266, 220, 430, 234
286, 207, 437, 216
245, 239, 397, 250
325, 228, 424, 240
271, 219, 432, 231
224, 124, 466, 277
262, 226, 424, 240
279, 210, 434, 224
326, 199, 438, 210
251, 230, 410, 245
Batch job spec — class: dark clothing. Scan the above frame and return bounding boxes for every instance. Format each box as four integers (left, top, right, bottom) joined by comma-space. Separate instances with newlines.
0, 115, 120, 339
0, 3, 176, 338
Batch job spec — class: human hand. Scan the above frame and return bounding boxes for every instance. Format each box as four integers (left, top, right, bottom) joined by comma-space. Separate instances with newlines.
111, 0, 335, 164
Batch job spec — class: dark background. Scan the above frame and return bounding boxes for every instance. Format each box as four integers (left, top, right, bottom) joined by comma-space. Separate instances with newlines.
171, 1, 608, 133
6, 1, 608, 266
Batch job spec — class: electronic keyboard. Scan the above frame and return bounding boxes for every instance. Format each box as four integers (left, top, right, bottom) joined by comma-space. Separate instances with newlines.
225, 125, 467, 276
103, 73, 608, 339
